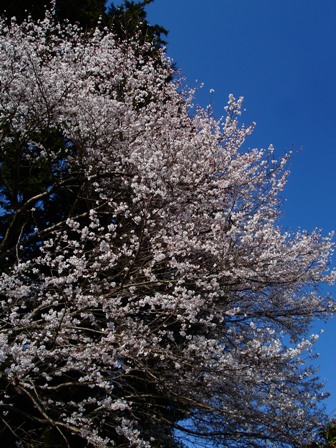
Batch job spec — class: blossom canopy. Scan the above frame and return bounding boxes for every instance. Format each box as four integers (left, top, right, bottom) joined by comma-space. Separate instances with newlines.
0, 11, 335, 448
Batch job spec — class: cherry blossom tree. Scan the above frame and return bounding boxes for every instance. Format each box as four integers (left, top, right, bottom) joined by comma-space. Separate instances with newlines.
0, 11, 335, 448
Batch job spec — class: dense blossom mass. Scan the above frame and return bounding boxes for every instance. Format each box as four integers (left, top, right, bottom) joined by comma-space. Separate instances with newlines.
0, 12, 335, 448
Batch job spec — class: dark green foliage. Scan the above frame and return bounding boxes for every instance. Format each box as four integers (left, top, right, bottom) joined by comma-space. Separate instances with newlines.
0, 0, 106, 28
0, 127, 78, 272
106, 0, 168, 48
0, 0, 46, 23
54, 0, 106, 28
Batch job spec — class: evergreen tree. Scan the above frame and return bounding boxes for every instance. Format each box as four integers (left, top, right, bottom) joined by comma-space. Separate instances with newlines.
106, 0, 167, 48
0, 0, 106, 27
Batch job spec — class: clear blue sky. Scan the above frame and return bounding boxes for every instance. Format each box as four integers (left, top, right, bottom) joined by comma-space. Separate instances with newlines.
143, 0, 336, 417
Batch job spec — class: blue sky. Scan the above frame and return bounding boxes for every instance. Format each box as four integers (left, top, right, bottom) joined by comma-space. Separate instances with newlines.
143, 0, 336, 416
